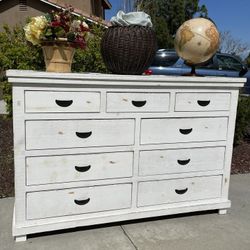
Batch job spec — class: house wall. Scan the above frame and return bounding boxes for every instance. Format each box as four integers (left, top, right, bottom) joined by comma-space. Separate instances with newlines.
0, 0, 56, 27
43, 0, 106, 18
0, 0, 107, 28
54, 0, 92, 14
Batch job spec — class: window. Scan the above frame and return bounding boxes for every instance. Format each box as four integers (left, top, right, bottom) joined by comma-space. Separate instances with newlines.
217, 55, 243, 71
151, 53, 179, 67
91, 0, 100, 17
196, 59, 218, 70
19, 0, 27, 11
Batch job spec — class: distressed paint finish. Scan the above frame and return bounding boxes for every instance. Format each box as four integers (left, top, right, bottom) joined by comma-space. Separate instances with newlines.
140, 117, 228, 144
7, 70, 245, 241
26, 151, 134, 185
175, 92, 231, 111
106, 92, 170, 113
137, 175, 222, 207
25, 91, 101, 113
25, 119, 135, 150
27, 183, 132, 220
139, 146, 225, 176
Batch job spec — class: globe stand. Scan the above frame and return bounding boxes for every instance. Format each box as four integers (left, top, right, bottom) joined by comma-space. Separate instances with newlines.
182, 64, 204, 77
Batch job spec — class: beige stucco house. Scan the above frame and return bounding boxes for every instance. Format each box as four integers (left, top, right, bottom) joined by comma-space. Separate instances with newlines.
0, 0, 112, 27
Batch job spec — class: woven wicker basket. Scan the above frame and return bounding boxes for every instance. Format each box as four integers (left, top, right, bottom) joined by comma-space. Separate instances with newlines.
42, 41, 75, 73
101, 25, 157, 75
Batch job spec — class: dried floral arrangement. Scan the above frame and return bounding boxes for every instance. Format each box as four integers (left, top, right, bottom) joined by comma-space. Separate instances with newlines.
24, 7, 90, 48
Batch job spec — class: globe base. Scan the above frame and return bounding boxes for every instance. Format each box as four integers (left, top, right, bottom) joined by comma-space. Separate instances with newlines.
182, 65, 204, 77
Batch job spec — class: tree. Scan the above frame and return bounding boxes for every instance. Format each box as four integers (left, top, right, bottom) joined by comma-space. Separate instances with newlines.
246, 52, 250, 67
135, 0, 208, 48
154, 16, 173, 48
219, 31, 249, 57
122, 0, 134, 12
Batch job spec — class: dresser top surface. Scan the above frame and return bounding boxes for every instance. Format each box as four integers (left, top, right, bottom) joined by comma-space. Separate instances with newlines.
7, 70, 246, 88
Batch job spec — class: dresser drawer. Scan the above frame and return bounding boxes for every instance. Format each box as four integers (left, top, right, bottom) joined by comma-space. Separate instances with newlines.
137, 176, 222, 207
27, 183, 132, 219
26, 151, 134, 185
26, 119, 135, 150
140, 117, 228, 144
106, 92, 170, 112
139, 147, 225, 176
175, 92, 231, 111
25, 91, 101, 113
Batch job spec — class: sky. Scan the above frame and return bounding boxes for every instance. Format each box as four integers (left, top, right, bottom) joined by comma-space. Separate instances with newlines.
105, 0, 250, 48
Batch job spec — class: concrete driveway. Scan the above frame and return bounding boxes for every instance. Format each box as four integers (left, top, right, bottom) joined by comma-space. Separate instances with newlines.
1, 174, 250, 250
0, 100, 7, 115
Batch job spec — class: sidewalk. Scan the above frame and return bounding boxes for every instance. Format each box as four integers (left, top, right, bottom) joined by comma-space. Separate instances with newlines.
1, 174, 250, 250
0, 100, 7, 114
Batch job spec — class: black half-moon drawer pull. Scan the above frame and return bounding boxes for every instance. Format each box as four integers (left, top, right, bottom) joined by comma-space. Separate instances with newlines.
75, 165, 91, 172
197, 100, 210, 107
179, 128, 193, 135
175, 188, 188, 195
177, 159, 191, 165
75, 131, 92, 139
74, 198, 90, 206
55, 99, 73, 107
131, 100, 147, 107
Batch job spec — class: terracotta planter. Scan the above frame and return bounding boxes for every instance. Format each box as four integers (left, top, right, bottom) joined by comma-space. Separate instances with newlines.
42, 41, 75, 73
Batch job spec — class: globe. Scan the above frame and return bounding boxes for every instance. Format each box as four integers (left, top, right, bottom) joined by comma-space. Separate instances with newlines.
174, 18, 220, 66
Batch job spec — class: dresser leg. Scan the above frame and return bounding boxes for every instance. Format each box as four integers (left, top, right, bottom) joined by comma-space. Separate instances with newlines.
218, 209, 227, 215
15, 235, 27, 242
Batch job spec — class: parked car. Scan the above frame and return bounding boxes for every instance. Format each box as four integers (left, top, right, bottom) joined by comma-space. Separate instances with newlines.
147, 49, 250, 94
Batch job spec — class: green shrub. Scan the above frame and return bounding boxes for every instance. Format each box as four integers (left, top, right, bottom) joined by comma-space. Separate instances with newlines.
72, 24, 108, 74
234, 95, 250, 145
0, 25, 45, 71
0, 25, 45, 117
2, 80, 12, 116
0, 24, 108, 117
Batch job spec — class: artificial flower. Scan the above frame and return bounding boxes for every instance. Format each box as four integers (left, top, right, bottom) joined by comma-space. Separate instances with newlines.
24, 8, 90, 48
24, 16, 48, 45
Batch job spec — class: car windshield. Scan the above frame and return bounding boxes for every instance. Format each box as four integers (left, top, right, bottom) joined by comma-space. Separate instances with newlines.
151, 53, 179, 67
196, 59, 218, 70
217, 55, 243, 71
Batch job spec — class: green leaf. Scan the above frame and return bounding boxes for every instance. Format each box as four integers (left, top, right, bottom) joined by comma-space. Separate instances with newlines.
54, 26, 66, 38
44, 13, 52, 22
44, 28, 53, 37
67, 32, 76, 42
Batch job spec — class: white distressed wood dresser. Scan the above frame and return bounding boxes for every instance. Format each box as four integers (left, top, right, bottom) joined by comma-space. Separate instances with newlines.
7, 70, 245, 241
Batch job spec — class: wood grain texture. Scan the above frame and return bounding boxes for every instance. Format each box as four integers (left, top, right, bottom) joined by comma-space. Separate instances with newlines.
26, 151, 134, 185
140, 117, 228, 144
137, 175, 222, 207
175, 92, 231, 111
25, 119, 135, 150
25, 91, 101, 113
139, 146, 225, 176
27, 183, 132, 219
9, 70, 242, 240
106, 92, 170, 112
